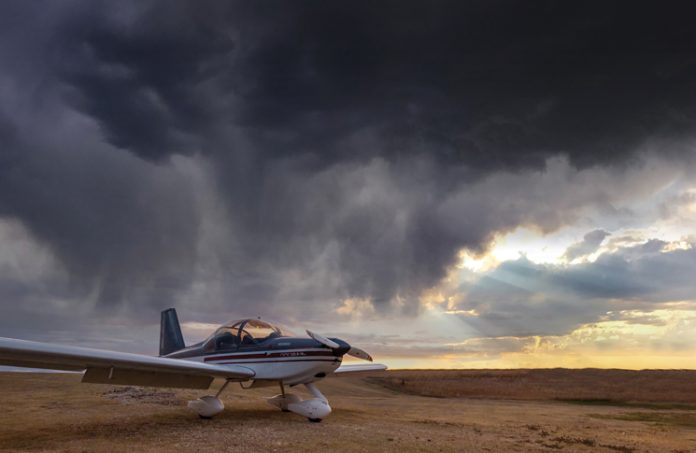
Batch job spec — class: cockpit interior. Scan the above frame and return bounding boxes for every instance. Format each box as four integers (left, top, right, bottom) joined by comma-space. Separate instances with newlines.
204, 319, 294, 352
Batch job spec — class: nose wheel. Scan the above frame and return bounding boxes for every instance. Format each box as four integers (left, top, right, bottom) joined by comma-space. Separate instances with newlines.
266, 382, 332, 422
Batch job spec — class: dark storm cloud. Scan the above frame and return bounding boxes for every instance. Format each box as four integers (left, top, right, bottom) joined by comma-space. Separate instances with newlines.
0, 140, 201, 310
60, 2, 236, 161
62, 1, 696, 168
1, 0, 696, 339
230, 2, 696, 168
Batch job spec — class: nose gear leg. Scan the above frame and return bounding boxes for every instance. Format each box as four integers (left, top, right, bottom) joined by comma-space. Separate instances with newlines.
266, 381, 301, 412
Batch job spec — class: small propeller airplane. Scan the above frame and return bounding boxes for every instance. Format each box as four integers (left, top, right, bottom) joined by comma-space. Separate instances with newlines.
0, 308, 387, 422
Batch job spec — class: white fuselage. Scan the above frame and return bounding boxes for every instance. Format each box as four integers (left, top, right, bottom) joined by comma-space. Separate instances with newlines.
187, 347, 342, 385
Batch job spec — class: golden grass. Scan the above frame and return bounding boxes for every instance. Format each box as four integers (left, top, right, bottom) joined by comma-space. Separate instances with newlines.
1, 370, 696, 452
370, 368, 696, 403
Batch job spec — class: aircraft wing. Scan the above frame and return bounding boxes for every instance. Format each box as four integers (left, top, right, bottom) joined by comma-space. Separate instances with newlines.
332, 363, 388, 375
0, 336, 254, 389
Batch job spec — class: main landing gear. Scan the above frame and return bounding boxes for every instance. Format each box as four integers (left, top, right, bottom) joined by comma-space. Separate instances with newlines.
266, 382, 332, 422
188, 379, 230, 419
189, 380, 332, 422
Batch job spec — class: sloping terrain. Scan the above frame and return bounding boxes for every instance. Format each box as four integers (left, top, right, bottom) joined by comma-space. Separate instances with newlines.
369, 369, 696, 403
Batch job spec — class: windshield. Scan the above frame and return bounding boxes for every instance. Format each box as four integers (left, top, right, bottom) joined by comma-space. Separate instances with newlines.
207, 321, 243, 352
239, 319, 281, 345
205, 318, 293, 352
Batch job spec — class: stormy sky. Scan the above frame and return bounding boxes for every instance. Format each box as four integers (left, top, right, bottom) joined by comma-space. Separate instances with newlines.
1, 1, 696, 367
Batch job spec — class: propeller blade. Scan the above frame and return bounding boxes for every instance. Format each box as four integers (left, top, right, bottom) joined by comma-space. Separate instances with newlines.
306, 330, 340, 349
347, 346, 373, 362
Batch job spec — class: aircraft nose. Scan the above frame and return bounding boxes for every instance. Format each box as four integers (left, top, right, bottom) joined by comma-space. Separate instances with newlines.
305, 330, 373, 361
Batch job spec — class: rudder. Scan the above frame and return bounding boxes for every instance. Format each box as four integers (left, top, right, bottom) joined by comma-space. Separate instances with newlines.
160, 308, 185, 356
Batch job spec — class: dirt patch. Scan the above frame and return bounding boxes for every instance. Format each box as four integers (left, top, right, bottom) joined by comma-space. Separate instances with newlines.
556, 398, 696, 410
591, 411, 696, 429
102, 386, 181, 406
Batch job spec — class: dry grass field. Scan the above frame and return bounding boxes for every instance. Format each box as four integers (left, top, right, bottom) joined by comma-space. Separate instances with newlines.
370, 369, 696, 403
1, 370, 696, 452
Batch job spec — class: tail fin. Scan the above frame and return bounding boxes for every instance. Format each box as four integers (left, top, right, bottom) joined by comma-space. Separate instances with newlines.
160, 308, 185, 356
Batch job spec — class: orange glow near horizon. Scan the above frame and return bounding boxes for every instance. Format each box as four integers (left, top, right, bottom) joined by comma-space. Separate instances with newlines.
340, 306, 696, 370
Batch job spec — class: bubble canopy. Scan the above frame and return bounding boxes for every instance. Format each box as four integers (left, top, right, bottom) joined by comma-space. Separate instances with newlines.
204, 319, 296, 352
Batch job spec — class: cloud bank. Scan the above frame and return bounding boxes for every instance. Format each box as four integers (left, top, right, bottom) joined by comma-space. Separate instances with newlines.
0, 2, 695, 358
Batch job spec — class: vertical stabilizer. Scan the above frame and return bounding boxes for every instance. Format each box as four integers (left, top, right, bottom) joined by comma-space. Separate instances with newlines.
160, 308, 185, 356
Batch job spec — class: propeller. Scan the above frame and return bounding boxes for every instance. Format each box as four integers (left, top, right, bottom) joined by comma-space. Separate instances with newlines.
345, 346, 373, 362
306, 330, 340, 349
306, 330, 373, 362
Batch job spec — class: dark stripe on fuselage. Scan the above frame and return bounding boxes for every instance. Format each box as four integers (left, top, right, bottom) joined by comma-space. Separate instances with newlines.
215, 358, 339, 365
204, 350, 334, 362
